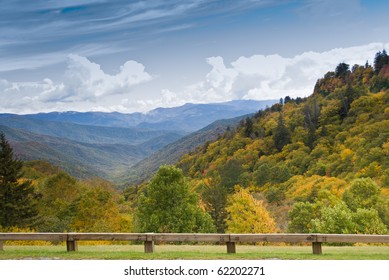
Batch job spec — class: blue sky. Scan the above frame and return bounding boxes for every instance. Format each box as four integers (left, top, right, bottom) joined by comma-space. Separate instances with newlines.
1, 0, 389, 113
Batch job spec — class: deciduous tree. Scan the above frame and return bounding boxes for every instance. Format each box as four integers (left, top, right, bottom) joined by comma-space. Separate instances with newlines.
136, 165, 215, 233
226, 188, 277, 233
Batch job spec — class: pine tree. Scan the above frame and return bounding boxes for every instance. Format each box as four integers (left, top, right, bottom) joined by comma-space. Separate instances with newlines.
374, 50, 389, 74
335, 62, 350, 78
0, 132, 38, 228
273, 113, 291, 151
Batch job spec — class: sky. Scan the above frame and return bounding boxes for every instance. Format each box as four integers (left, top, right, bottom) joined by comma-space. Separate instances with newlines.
1, 0, 389, 114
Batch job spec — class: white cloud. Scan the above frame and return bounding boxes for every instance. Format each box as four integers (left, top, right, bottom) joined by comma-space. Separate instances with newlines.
0, 55, 152, 113
232, 54, 288, 79
64, 54, 152, 100
0, 42, 388, 114
167, 42, 387, 104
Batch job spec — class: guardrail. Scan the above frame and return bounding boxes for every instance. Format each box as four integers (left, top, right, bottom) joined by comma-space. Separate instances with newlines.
1, 233, 389, 254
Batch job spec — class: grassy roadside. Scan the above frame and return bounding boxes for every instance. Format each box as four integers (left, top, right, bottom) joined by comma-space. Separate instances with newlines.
1, 245, 389, 260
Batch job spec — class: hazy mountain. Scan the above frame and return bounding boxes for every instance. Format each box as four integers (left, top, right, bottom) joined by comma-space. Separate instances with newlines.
0, 99, 276, 181
0, 125, 143, 179
0, 115, 184, 145
22, 99, 277, 132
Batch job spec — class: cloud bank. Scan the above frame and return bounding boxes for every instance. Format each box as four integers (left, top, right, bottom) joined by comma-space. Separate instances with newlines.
167, 42, 389, 105
0, 55, 152, 113
0, 42, 388, 114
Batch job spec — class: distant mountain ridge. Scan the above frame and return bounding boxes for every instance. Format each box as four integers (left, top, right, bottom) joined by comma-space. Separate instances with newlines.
0, 99, 277, 181
0, 125, 144, 179
21, 99, 276, 132
0, 115, 184, 145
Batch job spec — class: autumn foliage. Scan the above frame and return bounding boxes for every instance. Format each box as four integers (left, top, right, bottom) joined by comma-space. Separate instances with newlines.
178, 50, 389, 233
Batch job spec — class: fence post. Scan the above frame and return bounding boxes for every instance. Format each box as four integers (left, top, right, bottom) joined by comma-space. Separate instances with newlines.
0, 240, 3, 251
67, 234, 78, 252
144, 233, 155, 253
312, 242, 322, 254
226, 242, 236, 254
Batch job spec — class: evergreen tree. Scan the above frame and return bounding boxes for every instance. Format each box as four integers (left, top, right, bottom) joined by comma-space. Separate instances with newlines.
0, 132, 38, 228
335, 62, 350, 78
273, 113, 291, 151
244, 117, 254, 138
374, 50, 389, 74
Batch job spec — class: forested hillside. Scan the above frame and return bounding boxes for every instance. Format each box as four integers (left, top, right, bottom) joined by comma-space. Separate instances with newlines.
0, 100, 272, 181
122, 114, 252, 186
1, 51, 388, 235
177, 51, 389, 233
0, 158, 132, 233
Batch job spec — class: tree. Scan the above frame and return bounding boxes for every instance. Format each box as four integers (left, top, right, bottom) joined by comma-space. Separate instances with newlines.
0, 132, 38, 228
311, 203, 355, 234
244, 117, 254, 138
136, 165, 215, 233
202, 182, 228, 233
374, 50, 389, 74
311, 203, 387, 234
226, 188, 277, 233
273, 113, 291, 151
37, 172, 81, 232
288, 202, 317, 233
218, 159, 244, 191
71, 186, 124, 232
352, 208, 387, 234
343, 178, 380, 212
335, 62, 350, 78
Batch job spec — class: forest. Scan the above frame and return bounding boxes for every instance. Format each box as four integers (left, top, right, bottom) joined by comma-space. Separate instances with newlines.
1, 50, 388, 235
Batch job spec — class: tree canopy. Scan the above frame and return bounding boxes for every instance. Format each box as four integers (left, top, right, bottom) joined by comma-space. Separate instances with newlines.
135, 165, 215, 233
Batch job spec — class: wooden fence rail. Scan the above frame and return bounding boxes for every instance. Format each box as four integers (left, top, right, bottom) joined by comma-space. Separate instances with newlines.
1, 233, 389, 255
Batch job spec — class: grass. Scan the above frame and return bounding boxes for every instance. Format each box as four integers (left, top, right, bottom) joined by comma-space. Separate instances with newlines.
1, 244, 389, 260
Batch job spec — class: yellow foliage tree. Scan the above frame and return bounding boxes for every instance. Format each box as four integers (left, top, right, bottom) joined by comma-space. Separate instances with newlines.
226, 188, 277, 233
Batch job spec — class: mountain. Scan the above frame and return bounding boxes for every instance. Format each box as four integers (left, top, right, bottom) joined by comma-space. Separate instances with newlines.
133, 100, 276, 132
0, 99, 276, 181
0, 115, 184, 145
175, 55, 389, 233
0, 125, 154, 179
22, 99, 276, 132
121, 114, 252, 186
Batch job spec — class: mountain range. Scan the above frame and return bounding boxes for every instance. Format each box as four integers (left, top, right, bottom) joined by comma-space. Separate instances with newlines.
22, 99, 274, 132
0, 99, 276, 182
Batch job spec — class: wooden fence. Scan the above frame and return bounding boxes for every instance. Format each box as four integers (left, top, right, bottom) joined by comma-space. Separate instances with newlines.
1, 233, 389, 254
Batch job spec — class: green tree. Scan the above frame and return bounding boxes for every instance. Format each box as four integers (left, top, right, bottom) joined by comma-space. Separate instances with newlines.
136, 165, 215, 233
0, 132, 38, 228
311, 203, 354, 234
71, 186, 125, 232
352, 208, 387, 234
335, 62, 350, 78
273, 113, 291, 151
311, 203, 387, 234
244, 117, 254, 138
37, 172, 81, 232
343, 178, 380, 211
218, 159, 244, 191
288, 202, 317, 233
374, 50, 389, 74
202, 183, 228, 233
226, 188, 277, 233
